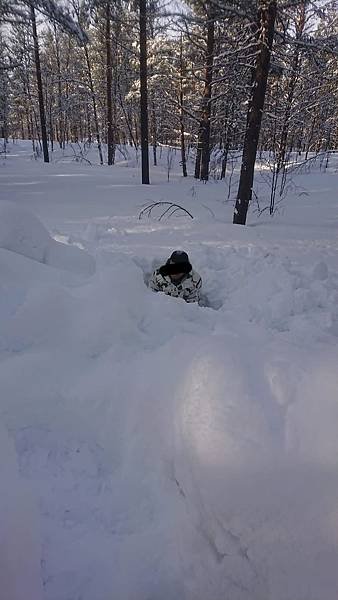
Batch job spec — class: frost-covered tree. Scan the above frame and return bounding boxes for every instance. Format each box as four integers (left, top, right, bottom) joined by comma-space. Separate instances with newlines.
1, 0, 87, 161
1, 0, 337, 210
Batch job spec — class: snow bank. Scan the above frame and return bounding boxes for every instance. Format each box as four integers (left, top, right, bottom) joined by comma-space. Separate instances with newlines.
1, 152, 338, 600
1, 248, 337, 600
0, 202, 95, 276
0, 424, 43, 600
0, 202, 51, 262
197, 244, 338, 344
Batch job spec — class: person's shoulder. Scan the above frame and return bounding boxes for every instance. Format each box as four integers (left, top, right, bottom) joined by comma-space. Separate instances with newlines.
190, 269, 202, 287
189, 269, 202, 289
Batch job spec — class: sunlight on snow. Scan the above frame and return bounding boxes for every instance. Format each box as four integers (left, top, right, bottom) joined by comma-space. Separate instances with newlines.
49, 173, 90, 177
177, 353, 239, 468
1, 181, 42, 186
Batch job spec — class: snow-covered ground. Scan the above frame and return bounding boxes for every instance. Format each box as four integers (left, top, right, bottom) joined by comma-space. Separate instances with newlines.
1, 140, 338, 600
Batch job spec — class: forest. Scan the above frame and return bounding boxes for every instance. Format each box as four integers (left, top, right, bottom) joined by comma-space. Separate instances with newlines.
1, 0, 338, 223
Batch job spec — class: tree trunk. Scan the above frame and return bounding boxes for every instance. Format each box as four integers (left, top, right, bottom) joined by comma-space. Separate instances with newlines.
305, 116, 317, 160
117, 80, 138, 150
233, 0, 277, 225
134, 115, 139, 146
21, 118, 25, 140
2, 92, 9, 143
111, 28, 118, 164
84, 45, 103, 165
194, 6, 215, 181
85, 102, 92, 144
151, 100, 157, 166
139, 0, 150, 184
49, 102, 54, 152
220, 99, 232, 179
194, 147, 201, 179
277, 1, 305, 175
30, 4, 49, 162
106, 0, 114, 166
53, 23, 64, 150
179, 34, 187, 177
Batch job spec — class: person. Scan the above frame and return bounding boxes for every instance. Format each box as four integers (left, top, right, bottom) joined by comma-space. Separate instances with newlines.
149, 250, 202, 304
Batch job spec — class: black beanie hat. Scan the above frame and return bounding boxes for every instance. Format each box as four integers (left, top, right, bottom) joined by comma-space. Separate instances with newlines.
169, 250, 190, 264
160, 250, 192, 275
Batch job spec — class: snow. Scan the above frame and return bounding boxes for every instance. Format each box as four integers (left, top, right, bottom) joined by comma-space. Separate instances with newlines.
1, 140, 338, 600
0, 423, 43, 600
0, 202, 95, 275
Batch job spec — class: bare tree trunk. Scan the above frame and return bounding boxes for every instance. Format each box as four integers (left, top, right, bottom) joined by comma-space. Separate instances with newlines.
26, 60, 41, 152
139, 0, 150, 183
79, 115, 84, 141
44, 73, 53, 149
62, 38, 72, 149
134, 115, 140, 146
33, 108, 42, 150
49, 102, 54, 152
111, 28, 118, 164
194, 147, 201, 178
53, 23, 64, 150
84, 46, 103, 165
220, 98, 232, 179
305, 115, 317, 160
106, 0, 114, 165
194, 5, 215, 181
117, 80, 138, 150
233, 0, 277, 225
26, 108, 31, 139
30, 3, 49, 162
179, 34, 187, 177
277, 1, 305, 172
1, 90, 9, 143
151, 100, 157, 166
21, 117, 25, 140
85, 101, 92, 144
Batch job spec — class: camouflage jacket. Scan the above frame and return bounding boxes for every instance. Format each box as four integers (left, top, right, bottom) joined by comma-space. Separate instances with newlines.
149, 268, 202, 303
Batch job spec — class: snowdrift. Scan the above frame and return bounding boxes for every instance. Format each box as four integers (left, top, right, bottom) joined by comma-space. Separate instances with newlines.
0, 202, 95, 275
1, 245, 337, 600
0, 424, 43, 600
0, 150, 338, 600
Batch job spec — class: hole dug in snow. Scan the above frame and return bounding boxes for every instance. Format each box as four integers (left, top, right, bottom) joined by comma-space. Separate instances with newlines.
134, 255, 224, 310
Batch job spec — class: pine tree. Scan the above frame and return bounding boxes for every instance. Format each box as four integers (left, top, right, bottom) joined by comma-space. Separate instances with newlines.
233, 0, 277, 225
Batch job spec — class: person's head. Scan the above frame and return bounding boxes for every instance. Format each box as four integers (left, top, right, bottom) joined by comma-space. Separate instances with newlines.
167, 250, 192, 281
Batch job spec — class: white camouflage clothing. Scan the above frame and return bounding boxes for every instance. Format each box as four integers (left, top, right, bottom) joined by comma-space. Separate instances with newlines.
149, 268, 202, 303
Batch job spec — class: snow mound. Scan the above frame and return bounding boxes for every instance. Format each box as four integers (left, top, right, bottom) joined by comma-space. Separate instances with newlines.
1, 248, 338, 600
0, 202, 95, 276
0, 424, 43, 600
1, 152, 338, 600
197, 245, 338, 342
0, 202, 50, 262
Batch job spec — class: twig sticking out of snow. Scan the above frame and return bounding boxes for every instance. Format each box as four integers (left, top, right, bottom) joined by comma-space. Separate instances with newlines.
139, 201, 194, 221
